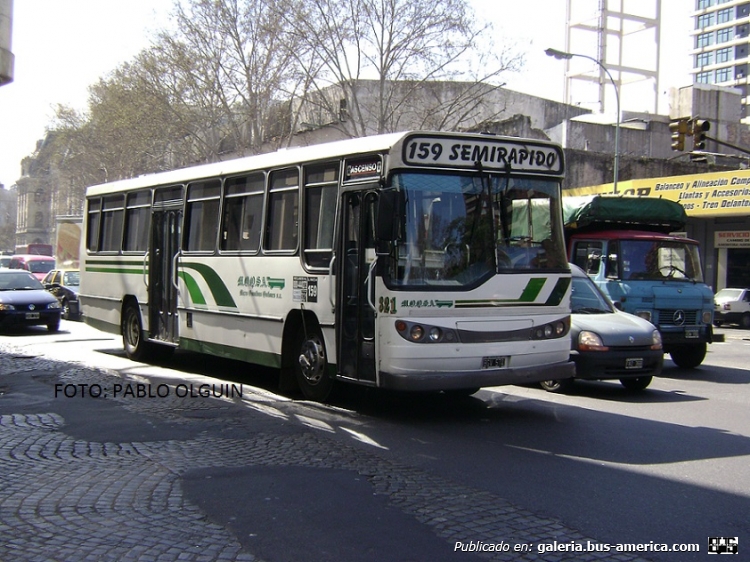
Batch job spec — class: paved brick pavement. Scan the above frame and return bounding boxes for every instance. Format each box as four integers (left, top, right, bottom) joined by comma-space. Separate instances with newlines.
0, 343, 650, 562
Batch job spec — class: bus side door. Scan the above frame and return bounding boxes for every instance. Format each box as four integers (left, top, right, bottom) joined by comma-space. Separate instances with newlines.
336, 191, 377, 382
149, 206, 181, 344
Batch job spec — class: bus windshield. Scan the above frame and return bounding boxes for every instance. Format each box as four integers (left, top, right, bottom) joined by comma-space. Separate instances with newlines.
616, 239, 704, 282
387, 171, 567, 287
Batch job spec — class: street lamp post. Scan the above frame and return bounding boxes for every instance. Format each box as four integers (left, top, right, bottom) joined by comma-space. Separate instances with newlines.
545, 47, 620, 194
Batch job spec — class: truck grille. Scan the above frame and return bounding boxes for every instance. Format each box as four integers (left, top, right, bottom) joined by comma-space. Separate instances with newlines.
656, 309, 698, 326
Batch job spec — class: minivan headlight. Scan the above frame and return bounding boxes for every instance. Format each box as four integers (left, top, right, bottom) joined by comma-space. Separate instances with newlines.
578, 330, 608, 351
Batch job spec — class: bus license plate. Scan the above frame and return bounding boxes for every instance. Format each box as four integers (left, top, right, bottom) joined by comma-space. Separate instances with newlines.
625, 358, 643, 369
26, 312, 40, 320
482, 356, 507, 369
685, 329, 699, 339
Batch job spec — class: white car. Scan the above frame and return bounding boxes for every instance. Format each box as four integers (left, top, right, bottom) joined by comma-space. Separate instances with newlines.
540, 265, 663, 392
714, 288, 750, 328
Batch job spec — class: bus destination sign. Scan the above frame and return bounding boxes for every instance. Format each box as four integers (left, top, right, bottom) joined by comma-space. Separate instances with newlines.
403, 135, 563, 174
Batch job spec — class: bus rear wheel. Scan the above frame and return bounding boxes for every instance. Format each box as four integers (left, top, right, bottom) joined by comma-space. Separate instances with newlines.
123, 304, 151, 362
293, 326, 333, 402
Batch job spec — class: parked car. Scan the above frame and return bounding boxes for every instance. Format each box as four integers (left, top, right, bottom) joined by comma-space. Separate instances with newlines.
42, 269, 81, 320
0, 270, 62, 332
713, 288, 750, 328
8, 254, 56, 281
539, 264, 663, 392
0, 256, 10, 269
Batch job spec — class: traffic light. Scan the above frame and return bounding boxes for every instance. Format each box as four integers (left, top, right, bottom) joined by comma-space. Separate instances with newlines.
692, 118, 710, 150
670, 118, 689, 151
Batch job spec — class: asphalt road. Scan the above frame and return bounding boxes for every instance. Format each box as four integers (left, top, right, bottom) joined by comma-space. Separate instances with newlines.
0, 320, 747, 561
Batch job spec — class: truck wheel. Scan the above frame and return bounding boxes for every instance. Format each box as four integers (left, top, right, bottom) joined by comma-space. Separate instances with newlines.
741, 313, 750, 329
669, 343, 707, 369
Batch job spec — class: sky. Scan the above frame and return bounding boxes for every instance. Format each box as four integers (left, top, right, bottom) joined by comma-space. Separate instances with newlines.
0, 0, 692, 190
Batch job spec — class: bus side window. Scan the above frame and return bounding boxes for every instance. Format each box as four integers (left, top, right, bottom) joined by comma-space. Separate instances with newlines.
222, 173, 264, 252
303, 162, 338, 268
185, 179, 221, 252
266, 168, 299, 252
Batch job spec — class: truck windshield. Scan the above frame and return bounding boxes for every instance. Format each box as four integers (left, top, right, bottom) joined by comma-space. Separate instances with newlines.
386, 171, 567, 288
618, 240, 704, 282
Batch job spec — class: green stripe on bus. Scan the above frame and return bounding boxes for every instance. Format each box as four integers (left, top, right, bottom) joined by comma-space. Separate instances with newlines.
180, 337, 281, 368
544, 277, 571, 306
518, 277, 547, 302
178, 271, 207, 306
454, 278, 548, 307
179, 262, 237, 309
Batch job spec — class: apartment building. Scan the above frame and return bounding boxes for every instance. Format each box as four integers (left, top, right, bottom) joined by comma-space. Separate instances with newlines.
692, 0, 750, 121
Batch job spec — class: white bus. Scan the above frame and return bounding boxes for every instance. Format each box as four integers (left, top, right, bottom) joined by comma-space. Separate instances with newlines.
80, 131, 574, 401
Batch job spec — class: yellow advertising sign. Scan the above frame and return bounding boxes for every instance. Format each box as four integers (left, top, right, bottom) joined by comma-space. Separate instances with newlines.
565, 169, 750, 217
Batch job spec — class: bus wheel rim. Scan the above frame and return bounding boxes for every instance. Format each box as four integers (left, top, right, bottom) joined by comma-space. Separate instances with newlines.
298, 338, 325, 384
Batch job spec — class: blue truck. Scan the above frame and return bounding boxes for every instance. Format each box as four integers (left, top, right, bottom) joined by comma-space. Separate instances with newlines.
564, 195, 717, 368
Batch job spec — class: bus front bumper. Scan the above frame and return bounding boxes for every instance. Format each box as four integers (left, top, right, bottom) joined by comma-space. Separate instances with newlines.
378, 359, 575, 392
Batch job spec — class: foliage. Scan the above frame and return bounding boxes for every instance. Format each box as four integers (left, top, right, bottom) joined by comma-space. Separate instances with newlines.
34, 0, 523, 216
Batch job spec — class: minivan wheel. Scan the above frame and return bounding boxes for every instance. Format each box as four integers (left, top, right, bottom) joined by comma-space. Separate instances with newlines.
539, 378, 573, 393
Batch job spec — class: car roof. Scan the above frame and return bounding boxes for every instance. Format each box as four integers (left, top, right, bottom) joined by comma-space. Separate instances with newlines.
10, 254, 55, 259
569, 263, 587, 277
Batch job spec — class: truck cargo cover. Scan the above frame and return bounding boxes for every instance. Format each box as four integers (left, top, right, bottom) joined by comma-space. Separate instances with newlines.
563, 195, 687, 233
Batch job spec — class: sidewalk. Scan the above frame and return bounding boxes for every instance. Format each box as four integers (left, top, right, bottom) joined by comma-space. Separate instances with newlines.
0, 342, 648, 562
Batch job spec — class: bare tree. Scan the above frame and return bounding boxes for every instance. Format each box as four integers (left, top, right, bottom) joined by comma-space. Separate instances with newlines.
284, 0, 523, 136
152, 0, 310, 157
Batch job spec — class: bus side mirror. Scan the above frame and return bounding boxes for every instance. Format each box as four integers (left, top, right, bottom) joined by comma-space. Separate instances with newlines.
376, 190, 404, 243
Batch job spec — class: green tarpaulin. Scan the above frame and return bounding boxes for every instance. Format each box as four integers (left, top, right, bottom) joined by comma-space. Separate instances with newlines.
562, 195, 687, 232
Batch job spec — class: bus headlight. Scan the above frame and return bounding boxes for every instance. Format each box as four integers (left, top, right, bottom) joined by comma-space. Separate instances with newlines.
395, 320, 458, 343
702, 311, 712, 324
410, 325, 424, 341
531, 317, 570, 340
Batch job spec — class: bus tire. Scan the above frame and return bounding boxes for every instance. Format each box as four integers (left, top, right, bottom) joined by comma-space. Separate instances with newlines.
669, 343, 706, 369
293, 325, 333, 402
122, 303, 152, 362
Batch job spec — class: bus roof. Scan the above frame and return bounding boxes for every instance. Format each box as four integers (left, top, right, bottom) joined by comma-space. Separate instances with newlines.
86, 132, 406, 197
85, 131, 564, 196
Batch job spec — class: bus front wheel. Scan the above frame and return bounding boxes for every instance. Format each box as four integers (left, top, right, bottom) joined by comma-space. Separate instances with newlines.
293, 326, 333, 402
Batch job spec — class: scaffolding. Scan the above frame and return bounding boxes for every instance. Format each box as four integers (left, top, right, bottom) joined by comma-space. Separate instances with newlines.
563, 0, 660, 115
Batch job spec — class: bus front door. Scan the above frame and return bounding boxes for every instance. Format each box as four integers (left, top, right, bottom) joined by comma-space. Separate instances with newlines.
149, 208, 181, 344
336, 192, 377, 383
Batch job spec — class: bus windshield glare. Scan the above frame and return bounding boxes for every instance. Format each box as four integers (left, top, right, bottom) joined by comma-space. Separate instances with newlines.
387, 171, 567, 287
